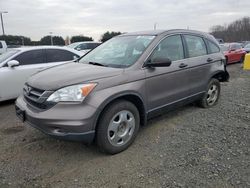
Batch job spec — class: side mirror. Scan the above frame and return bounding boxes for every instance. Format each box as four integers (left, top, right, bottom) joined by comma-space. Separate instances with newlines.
230, 48, 236, 52
146, 57, 172, 67
76, 47, 81, 51
7, 60, 20, 68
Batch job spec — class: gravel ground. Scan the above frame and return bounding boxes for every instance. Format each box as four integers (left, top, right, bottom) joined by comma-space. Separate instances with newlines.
0, 63, 249, 188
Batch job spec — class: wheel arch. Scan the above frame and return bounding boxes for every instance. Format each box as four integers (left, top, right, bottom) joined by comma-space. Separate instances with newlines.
94, 92, 147, 130
211, 70, 229, 82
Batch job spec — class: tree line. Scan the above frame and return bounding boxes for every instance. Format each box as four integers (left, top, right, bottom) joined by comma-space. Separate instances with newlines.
210, 17, 250, 42
0, 31, 122, 46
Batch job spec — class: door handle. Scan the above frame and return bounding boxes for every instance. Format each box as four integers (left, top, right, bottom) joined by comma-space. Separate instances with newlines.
179, 63, 188, 68
207, 58, 213, 62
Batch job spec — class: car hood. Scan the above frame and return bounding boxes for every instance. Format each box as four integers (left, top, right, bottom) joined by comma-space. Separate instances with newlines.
27, 62, 123, 90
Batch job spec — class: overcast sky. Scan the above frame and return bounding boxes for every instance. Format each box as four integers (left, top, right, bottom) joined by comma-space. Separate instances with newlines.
0, 0, 249, 41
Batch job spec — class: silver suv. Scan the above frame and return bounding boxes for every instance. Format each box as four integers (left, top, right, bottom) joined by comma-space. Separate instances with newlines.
16, 30, 229, 154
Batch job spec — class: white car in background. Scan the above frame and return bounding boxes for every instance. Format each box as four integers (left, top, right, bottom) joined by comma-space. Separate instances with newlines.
0, 46, 83, 101
0, 41, 7, 54
67, 41, 101, 54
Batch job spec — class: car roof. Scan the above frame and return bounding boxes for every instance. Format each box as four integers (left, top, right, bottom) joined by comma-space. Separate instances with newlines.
120, 29, 210, 37
11, 45, 84, 56
14, 45, 69, 50
70, 41, 101, 44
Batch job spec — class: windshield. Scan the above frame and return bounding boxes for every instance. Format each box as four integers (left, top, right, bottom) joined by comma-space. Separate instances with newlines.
220, 44, 229, 52
0, 50, 20, 66
79, 35, 155, 68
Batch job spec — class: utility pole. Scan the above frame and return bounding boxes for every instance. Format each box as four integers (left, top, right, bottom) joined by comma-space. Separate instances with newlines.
21, 37, 24, 46
0, 11, 8, 35
49, 32, 53, 45
154, 22, 157, 30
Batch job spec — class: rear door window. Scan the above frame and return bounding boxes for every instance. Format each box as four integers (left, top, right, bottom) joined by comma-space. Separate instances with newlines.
13, 49, 45, 65
184, 35, 207, 58
46, 49, 78, 63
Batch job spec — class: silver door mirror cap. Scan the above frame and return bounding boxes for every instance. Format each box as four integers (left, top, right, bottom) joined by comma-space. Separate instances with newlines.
7, 60, 20, 68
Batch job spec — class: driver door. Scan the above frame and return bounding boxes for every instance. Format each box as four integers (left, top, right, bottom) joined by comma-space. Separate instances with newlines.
145, 35, 190, 116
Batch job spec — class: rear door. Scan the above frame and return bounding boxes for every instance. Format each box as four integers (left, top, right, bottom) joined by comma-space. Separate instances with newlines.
182, 34, 212, 95
0, 49, 46, 100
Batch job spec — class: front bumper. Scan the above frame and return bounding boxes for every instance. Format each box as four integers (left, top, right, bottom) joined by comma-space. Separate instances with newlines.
15, 95, 98, 143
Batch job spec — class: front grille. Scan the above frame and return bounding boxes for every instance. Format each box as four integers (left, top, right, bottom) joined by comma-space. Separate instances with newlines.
23, 84, 55, 110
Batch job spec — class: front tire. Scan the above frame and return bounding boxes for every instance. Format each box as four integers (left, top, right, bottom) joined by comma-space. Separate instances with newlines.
96, 100, 140, 154
198, 78, 220, 108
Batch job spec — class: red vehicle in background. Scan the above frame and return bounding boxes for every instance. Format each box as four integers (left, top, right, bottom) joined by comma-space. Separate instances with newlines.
220, 43, 246, 64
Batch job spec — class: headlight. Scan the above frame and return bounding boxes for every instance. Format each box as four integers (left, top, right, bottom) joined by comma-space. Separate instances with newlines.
47, 83, 97, 102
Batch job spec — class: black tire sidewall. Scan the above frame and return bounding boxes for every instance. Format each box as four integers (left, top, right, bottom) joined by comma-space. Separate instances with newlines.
96, 100, 140, 154
199, 78, 221, 108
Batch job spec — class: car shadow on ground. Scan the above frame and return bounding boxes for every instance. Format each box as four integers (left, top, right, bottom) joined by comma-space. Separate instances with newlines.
0, 99, 15, 107
21, 103, 196, 157
0, 97, 197, 158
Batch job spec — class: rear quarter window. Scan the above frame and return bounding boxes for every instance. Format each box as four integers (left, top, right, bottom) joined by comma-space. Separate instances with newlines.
206, 40, 220, 54
46, 49, 78, 63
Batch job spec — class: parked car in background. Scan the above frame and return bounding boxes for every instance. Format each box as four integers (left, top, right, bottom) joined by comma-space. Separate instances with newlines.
0, 46, 83, 101
67, 41, 101, 54
16, 29, 229, 154
216, 38, 224, 44
220, 43, 246, 64
8, 44, 22, 48
242, 41, 250, 47
243, 43, 250, 53
0, 41, 7, 54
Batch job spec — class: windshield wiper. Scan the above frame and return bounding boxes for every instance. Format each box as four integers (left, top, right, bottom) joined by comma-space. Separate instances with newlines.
88, 61, 108, 67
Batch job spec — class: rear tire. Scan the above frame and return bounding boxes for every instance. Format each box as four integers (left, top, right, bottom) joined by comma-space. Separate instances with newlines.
225, 56, 228, 65
96, 100, 140, 154
240, 55, 245, 63
198, 78, 220, 108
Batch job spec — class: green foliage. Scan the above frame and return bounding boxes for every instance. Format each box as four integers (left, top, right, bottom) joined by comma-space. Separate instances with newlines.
70, 35, 93, 43
0, 35, 31, 46
40, 35, 65, 45
100, 31, 122, 42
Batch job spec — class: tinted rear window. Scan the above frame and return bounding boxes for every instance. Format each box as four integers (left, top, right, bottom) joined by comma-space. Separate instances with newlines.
46, 49, 78, 62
